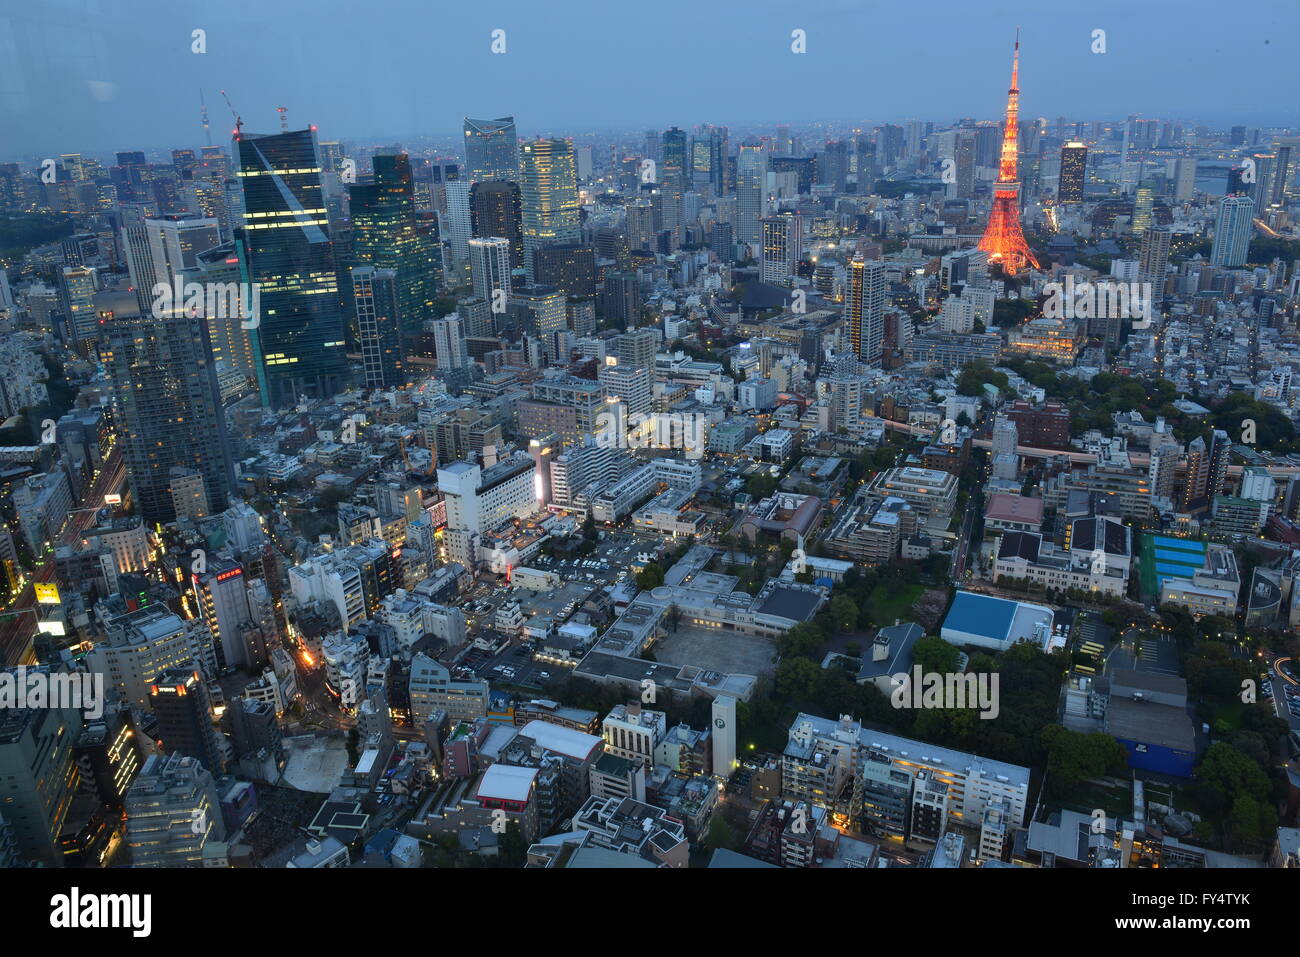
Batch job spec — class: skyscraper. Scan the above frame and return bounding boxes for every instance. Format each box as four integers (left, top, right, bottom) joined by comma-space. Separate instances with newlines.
180, 242, 259, 401
1131, 186, 1154, 235
846, 254, 885, 365
101, 313, 235, 525
236, 129, 348, 406
469, 180, 524, 268
123, 215, 222, 314
761, 212, 801, 285
351, 266, 405, 390
1172, 157, 1197, 203
952, 130, 977, 199
0, 693, 82, 866
736, 145, 768, 248
349, 153, 436, 341
1138, 226, 1172, 292
1058, 142, 1087, 203
1210, 193, 1254, 268
442, 179, 474, 264
661, 127, 688, 185
468, 237, 513, 305
463, 116, 520, 184
533, 243, 597, 299
1269, 140, 1294, 206
626, 199, 655, 253
978, 33, 1041, 274
820, 140, 850, 193
57, 264, 97, 351
1245, 153, 1275, 206
519, 138, 581, 272
430, 313, 469, 370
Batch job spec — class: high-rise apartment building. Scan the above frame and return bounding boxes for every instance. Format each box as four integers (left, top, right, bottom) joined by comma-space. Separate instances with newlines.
468, 237, 513, 305
1210, 193, 1254, 268
1138, 226, 1172, 292
1058, 141, 1087, 203
351, 266, 405, 390
736, 145, 768, 247
430, 313, 469, 370
761, 212, 802, 285
101, 313, 234, 524
846, 254, 885, 364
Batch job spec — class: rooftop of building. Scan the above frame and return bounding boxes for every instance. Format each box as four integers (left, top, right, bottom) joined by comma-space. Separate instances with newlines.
476, 763, 539, 803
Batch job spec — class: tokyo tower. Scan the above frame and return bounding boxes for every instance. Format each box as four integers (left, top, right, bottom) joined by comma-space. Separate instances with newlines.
978, 30, 1041, 274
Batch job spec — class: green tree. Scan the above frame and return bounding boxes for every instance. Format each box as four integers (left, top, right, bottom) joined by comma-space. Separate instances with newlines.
775, 657, 822, 701
704, 815, 738, 852
635, 563, 665, 591
911, 635, 961, 675
829, 595, 859, 631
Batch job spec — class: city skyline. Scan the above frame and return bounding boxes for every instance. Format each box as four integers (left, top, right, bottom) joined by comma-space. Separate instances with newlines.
3, 0, 1299, 158
3, 0, 1300, 894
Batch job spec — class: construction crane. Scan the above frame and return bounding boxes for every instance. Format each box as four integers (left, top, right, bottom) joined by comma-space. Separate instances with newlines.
219, 89, 243, 140
277, 106, 288, 132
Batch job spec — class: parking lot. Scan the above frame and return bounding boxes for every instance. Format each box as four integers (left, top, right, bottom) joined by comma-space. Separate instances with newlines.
529, 531, 660, 587
475, 643, 561, 691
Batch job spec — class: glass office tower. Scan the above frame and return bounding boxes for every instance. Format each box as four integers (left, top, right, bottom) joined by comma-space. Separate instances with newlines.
464, 116, 520, 183
350, 153, 437, 343
519, 137, 581, 273
236, 128, 348, 407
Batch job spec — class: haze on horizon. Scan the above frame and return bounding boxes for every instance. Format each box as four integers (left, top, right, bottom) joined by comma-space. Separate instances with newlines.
2, 0, 1297, 159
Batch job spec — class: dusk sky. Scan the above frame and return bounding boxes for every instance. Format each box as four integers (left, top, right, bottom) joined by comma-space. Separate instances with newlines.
2, 0, 1297, 159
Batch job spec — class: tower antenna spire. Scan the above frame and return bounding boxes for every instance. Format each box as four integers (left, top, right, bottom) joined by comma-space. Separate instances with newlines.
200, 89, 211, 146
978, 30, 1041, 274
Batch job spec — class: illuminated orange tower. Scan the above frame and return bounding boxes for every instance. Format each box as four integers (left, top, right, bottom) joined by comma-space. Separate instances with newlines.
978, 30, 1041, 274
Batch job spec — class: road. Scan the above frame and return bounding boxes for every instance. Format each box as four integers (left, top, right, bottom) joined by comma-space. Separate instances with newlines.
1, 446, 125, 665
950, 504, 977, 582
1269, 656, 1300, 732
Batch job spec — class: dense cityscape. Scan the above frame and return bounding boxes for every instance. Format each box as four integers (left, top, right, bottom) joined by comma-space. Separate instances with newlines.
0, 4, 1296, 908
